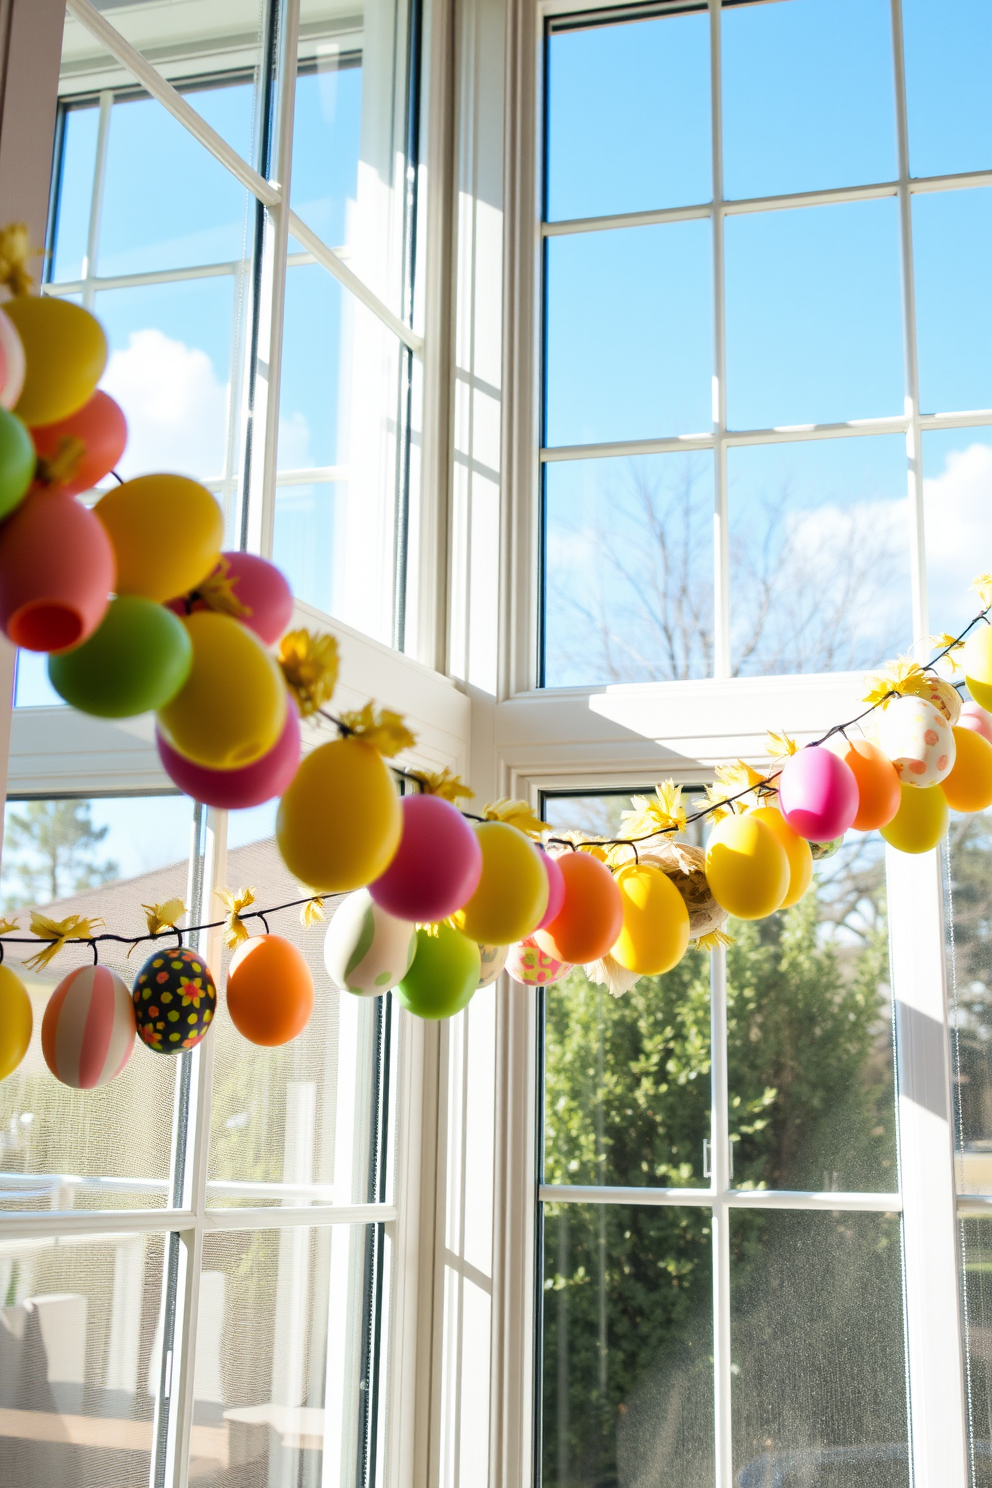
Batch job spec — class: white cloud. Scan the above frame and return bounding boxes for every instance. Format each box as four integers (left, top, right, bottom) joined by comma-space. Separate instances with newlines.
277, 410, 312, 470
922, 441, 992, 620
101, 328, 229, 482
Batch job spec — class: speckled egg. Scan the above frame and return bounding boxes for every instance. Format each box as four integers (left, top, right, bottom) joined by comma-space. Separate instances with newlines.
875, 694, 956, 788
323, 888, 418, 997
477, 943, 508, 988
506, 936, 572, 986
133, 946, 217, 1054
921, 675, 962, 726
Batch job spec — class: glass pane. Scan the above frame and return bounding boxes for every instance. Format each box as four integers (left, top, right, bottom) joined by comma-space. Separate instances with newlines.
914, 188, 992, 416
13, 651, 63, 709
922, 428, 992, 639
191, 1224, 387, 1486
208, 830, 391, 1210
727, 833, 898, 1194
543, 452, 714, 687
0, 1232, 165, 1485
722, 0, 897, 200
728, 436, 912, 677
903, 0, 992, 179
947, 812, 992, 1194
50, 103, 100, 284
542, 1202, 714, 1487
545, 10, 711, 222
274, 482, 344, 617
725, 200, 904, 429
0, 794, 193, 1211
959, 1217, 992, 1471
730, 1209, 909, 1480
291, 58, 362, 250
545, 222, 713, 447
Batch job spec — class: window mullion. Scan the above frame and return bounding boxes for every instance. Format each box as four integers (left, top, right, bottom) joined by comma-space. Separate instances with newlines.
80, 88, 112, 310
709, 943, 733, 1488
709, 0, 729, 681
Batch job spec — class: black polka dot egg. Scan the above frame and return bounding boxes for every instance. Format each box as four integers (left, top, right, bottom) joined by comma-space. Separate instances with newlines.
133, 947, 217, 1054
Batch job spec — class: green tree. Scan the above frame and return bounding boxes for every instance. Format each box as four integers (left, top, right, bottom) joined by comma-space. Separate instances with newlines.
2, 800, 119, 909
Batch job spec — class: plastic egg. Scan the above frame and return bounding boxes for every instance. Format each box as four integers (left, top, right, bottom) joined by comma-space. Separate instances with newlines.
0, 965, 32, 1080
0, 487, 114, 651
278, 736, 402, 893
611, 862, 690, 975
452, 822, 548, 945
49, 595, 192, 717
7, 296, 107, 425
169, 551, 294, 646
535, 848, 566, 930
0, 407, 35, 519
30, 390, 127, 497
875, 695, 955, 788
41, 965, 135, 1089
227, 934, 314, 1046
477, 943, 508, 987
962, 627, 992, 708
705, 813, 790, 921
370, 794, 483, 922
506, 936, 572, 986
95, 474, 223, 602
397, 923, 481, 1019
829, 737, 901, 831
637, 841, 728, 941
880, 782, 948, 854
940, 726, 992, 814
157, 702, 300, 809
0, 306, 26, 410
778, 746, 859, 841
959, 700, 992, 744
132, 947, 216, 1053
749, 806, 813, 909
157, 612, 287, 769
534, 851, 623, 964
323, 889, 418, 996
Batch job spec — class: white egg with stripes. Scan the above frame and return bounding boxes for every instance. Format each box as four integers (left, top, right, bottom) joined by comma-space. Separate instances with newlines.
41, 965, 136, 1089
324, 889, 418, 997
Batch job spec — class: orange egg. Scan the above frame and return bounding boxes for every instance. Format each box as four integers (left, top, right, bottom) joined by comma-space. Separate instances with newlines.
837, 738, 901, 831
226, 934, 314, 1047
941, 726, 992, 813
534, 851, 623, 964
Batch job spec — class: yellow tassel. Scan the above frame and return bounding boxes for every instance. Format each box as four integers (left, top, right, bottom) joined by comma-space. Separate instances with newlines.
279, 629, 339, 717
0, 917, 19, 937
24, 912, 105, 971
339, 701, 416, 757
0, 224, 37, 297
300, 894, 324, 928
139, 898, 187, 944
694, 929, 735, 952
216, 886, 256, 950
35, 435, 87, 488
414, 768, 474, 803
190, 556, 250, 619
481, 798, 550, 839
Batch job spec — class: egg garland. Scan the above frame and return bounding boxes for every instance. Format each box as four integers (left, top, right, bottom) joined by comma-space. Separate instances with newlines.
748, 806, 813, 910
132, 947, 216, 1054
959, 701, 992, 745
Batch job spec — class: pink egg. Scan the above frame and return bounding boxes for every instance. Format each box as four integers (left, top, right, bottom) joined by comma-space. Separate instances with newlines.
41, 965, 135, 1089
778, 746, 859, 842
0, 307, 25, 410
506, 936, 572, 986
156, 699, 301, 808
167, 551, 294, 645
959, 701, 992, 746
536, 848, 566, 930
370, 794, 483, 922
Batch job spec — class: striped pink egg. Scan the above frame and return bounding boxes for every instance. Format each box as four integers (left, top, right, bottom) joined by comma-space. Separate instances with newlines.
41, 965, 136, 1089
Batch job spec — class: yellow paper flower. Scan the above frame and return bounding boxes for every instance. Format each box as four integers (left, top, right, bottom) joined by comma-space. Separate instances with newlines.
862, 655, 930, 709
339, 702, 416, 757
0, 917, 19, 937
142, 898, 187, 937
0, 223, 36, 296
279, 629, 339, 717
619, 780, 686, 840
972, 573, 992, 610
766, 731, 799, 760
191, 555, 250, 619
24, 913, 105, 971
415, 768, 475, 803
482, 798, 551, 839
300, 895, 324, 928
216, 886, 256, 950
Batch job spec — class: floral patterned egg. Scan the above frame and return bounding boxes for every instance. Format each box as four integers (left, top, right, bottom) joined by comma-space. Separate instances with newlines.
477, 943, 508, 988
506, 936, 571, 987
875, 695, 956, 788
133, 946, 217, 1054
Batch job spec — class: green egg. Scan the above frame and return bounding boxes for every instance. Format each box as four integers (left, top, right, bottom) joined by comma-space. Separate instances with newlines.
48, 594, 193, 717
0, 408, 35, 520
396, 922, 481, 1021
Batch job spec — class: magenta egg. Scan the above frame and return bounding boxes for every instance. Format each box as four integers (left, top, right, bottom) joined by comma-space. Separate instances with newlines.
156, 699, 300, 808
369, 794, 483, 922
167, 551, 294, 646
959, 701, 992, 746
778, 746, 859, 842
535, 848, 566, 931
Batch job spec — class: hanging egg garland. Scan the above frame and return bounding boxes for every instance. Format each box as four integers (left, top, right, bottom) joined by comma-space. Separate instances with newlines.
49, 595, 193, 718
0, 486, 115, 651
940, 726, 992, 814
41, 965, 136, 1089
535, 847, 566, 930
962, 627, 992, 711
30, 390, 127, 498
132, 946, 216, 1054
156, 701, 301, 810
453, 822, 549, 946
7, 295, 106, 425
94, 474, 223, 604
880, 782, 949, 855
277, 736, 403, 894
829, 737, 901, 832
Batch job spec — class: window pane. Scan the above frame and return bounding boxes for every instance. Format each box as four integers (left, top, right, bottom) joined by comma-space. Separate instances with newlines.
725, 200, 904, 429
722, 0, 897, 200
0, 794, 193, 1211
545, 10, 711, 222
13, 651, 63, 709
947, 811, 992, 1196
192, 1224, 387, 1486
50, 103, 100, 283
728, 436, 912, 677
543, 452, 714, 687
959, 1217, 992, 1468
545, 222, 713, 447
0, 1232, 165, 1485
903, 0, 992, 178
291, 58, 362, 249
542, 1203, 713, 1488
730, 1209, 908, 1479
922, 428, 992, 639
726, 832, 898, 1194
914, 188, 992, 416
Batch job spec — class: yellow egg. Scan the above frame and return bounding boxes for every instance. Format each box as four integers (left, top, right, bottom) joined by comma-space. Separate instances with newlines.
611, 862, 690, 975
705, 813, 790, 920
157, 612, 286, 769
750, 806, 813, 908
0, 964, 32, 1081
7, 296, 106, 424
880, 783, 948, 854
452, 822, 548, 944
940, 726, 992, 813
95, 475, 223, 602
968, 677, 992, 711
963, 627, 992, 709
277, 736, 402, 892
